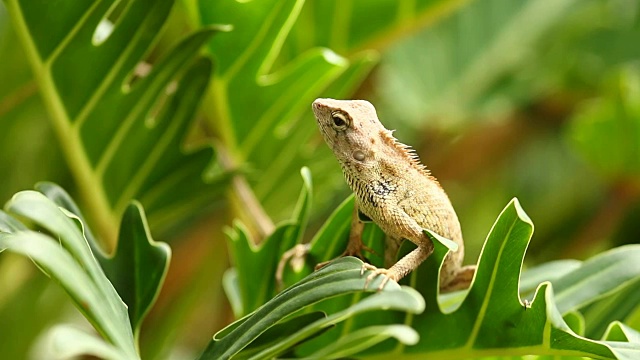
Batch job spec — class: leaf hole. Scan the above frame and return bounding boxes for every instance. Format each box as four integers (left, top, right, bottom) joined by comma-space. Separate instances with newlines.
146, 80, 179, 128
122, 61, 153, 93
92, 0, 131, 46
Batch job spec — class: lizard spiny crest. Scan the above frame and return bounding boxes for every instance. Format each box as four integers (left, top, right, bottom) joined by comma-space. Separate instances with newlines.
378, 127, 431, 177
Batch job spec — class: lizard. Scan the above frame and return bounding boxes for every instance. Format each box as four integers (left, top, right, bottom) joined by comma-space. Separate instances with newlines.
278, 98, 475, 292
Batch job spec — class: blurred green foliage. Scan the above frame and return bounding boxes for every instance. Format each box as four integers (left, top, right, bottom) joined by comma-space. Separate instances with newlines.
1, 0, 639, 358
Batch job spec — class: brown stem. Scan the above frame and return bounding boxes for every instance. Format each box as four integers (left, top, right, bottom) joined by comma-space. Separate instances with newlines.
216, 143, 275, 244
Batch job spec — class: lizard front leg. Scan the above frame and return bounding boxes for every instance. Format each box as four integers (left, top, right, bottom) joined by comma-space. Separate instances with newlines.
363, 242, 433, 289
363, 210, 435, 289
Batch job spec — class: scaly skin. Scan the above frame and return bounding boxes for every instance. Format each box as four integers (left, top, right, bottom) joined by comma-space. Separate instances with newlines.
312, 98, 474, 291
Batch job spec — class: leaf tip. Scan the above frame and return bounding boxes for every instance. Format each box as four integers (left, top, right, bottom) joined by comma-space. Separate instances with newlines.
509, 197, 534, 228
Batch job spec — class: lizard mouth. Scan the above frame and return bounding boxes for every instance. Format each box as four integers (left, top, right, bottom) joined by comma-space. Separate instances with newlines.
312, 99, 327, 110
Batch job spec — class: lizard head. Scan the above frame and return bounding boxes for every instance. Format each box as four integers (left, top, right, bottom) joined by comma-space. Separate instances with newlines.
312, 98, 431, 182
312, 98, 389, 170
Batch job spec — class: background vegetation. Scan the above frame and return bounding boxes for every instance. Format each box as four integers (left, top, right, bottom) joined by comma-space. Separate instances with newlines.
0, 0, 639, 358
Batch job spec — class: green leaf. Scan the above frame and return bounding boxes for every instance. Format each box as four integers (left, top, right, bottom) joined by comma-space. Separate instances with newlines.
224, 181, 640, 358
258, 285, 424, 359
377, 0, 582, 126
48, 325, 129, 360
194, 0, 382, 218
20, 182, 171, 338
603, 322, 640, 343
225, 168, 313, 316
237, 311, 327, 359
0, 192, 137, 358
199, 257, 425, 360
0, 185, 172, 358
5, 0, 229, 248
550, 245, 640, 314
103, 202, 171, 338
564, 311, 586, 336
34, 181, 107, 262
582, 280, 640, 339
602, 323, 640, 359
308, 325, 418, 359
284, 0, 472, 56
0, 209, 27, 233
566, 68, 640, 178
520, 259, 582, 295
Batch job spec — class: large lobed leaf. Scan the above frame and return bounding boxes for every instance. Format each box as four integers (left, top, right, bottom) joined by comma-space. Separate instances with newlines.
0, 183, 170, 358
194, 0, 470, 218
224, 170, 640, 359
5, 0, 229, 249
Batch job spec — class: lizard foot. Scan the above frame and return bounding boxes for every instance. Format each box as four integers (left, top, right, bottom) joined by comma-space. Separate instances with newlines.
276, 244, 311, 290
361, 263, 397, 291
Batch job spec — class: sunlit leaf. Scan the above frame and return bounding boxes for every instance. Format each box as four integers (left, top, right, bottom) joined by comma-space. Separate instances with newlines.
0, 185, 171, 358
377, 0, 581, 126
0, 192, 137, 358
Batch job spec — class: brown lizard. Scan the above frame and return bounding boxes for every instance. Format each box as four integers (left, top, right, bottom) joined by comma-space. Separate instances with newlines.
278, 98, 475, 292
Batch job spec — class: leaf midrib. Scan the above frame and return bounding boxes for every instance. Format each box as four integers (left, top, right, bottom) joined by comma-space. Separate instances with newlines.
466, 214, 518, 346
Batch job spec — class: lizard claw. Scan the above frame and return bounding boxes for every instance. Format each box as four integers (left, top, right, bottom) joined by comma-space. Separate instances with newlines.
361, 263, 395, 291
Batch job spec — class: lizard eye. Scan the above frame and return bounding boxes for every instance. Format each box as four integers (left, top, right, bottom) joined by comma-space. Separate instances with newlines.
330, 111, 349, 130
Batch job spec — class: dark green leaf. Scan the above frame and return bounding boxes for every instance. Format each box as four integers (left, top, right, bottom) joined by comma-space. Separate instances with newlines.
567, 69, 640, 178
226, 168, 313, 315
6, 0, 229, 248
103, 202, 171, 337
199, 257, 424, 360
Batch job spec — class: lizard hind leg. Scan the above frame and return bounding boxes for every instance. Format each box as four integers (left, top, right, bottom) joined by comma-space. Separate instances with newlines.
314, 208, 377, 270
343, 204, 379, 260
315, 228, 376, 270
316, 204, 377, 271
